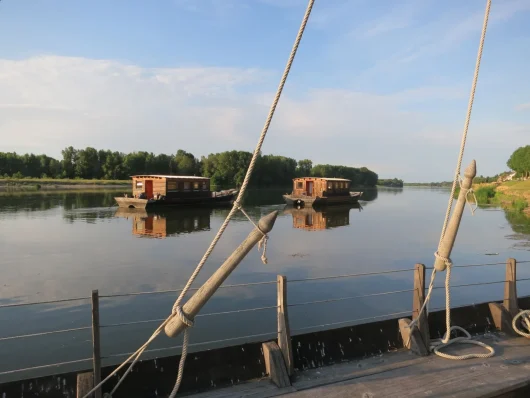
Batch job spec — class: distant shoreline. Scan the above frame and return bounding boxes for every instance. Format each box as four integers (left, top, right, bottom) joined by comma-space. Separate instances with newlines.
0, 178, 130, 191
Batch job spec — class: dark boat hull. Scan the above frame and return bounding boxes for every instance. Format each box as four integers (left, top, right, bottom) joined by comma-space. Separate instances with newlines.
115, 190, 237, 209
283, 191, 363, 207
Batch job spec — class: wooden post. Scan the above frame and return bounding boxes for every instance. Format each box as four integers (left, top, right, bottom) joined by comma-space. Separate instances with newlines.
488, 258, 519, 335
77, 372, 94, 398
503, 258, 518, 317
434, 160, 476, 272
412, 264, 430, 349
91, 290, 102, 398
277, 275, 294, 376
165, 211, 279, 338
398, 265, 429, 356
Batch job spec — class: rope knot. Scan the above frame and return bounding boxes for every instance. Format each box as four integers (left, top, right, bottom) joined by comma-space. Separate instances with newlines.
458, 177, 478, 216
174, 305, 194, 328
258, 233, 268, 264
434, 251, 452, 267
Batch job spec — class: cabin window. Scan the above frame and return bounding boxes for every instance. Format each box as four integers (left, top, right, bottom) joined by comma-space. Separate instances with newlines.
296, 181, 303, 189
135, 181, 143, 189
184, 182, 191, 191
167, 181, 178, 191
193, 182, 199, 190
202, 182, 208, 190
327, 182, 332, 190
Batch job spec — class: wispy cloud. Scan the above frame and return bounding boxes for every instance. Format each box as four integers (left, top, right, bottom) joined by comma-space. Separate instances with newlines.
357, 0, 431, 38
515, 103, 530, 111
0, 55, 527, 181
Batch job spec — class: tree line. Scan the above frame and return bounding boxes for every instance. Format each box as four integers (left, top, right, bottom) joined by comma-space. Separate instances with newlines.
377, 178, 404, 187
507, 145, 530, 179
0, 147, 379, 187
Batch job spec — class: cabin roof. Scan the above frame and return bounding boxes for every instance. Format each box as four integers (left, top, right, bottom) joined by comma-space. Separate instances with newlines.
131, 175, 210, 180
294, 177, 351, 182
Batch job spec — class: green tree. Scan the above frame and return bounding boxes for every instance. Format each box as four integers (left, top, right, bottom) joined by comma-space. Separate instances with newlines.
507, 145, 530, 179
296, 159, 312, 177
61, 146, 78, 178
75, 147, 100, 179
173, 150, 199, 175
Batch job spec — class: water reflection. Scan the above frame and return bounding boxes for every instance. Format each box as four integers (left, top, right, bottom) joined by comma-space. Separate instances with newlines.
114, 208, 212, 238
0, 190, 128, 215
283, 204, 362, 231
504, 210, 530, 251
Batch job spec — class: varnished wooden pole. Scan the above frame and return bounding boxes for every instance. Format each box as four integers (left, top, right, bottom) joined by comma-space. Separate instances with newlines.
434, 160, 477, 272
165, 210, 279, 338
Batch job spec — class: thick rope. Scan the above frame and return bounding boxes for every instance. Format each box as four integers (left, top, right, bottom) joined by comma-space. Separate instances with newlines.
512, 310, 530, 338
82, 2, 315, 397
409, 0, 493, 360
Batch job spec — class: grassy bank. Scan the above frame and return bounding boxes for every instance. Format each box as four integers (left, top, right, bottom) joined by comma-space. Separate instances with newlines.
0, 178, 129, 191
460, 180, 530, 215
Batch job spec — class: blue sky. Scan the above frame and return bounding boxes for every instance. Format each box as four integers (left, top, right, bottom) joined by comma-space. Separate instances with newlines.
0, 0, 529, 181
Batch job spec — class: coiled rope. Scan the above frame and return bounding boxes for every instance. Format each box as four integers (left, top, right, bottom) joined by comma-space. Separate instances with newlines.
83, 1, 316, 397
512, 310, 530, 338
409, 0, 494, 360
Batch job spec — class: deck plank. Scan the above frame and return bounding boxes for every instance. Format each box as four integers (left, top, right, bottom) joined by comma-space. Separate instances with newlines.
190, 334, 530, 398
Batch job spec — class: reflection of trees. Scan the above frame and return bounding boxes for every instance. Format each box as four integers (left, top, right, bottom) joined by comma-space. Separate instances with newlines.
504, 210, 530, 235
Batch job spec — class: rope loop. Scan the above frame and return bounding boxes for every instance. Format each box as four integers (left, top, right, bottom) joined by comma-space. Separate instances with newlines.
434, 251, 453, 267
458, 176, 478, 216
237, 206, 270, 265
173, 305, 194, 328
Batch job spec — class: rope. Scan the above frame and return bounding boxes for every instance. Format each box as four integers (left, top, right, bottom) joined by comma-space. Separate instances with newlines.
409, 0, 494, 360
512, 310, 530, 338
83, 2, 315, 397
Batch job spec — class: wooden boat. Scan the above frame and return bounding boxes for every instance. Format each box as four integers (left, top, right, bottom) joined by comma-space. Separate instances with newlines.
283, 177, 363, 207
114, 175, 237, 209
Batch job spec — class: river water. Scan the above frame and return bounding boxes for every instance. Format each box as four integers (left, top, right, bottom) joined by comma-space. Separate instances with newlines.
1, 187, 530, 382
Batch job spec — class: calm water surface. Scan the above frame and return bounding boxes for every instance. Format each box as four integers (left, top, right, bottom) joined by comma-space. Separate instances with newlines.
1, 187, 530, 381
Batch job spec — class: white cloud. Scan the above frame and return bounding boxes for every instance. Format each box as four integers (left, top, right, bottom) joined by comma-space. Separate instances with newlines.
0, 55, 527, 181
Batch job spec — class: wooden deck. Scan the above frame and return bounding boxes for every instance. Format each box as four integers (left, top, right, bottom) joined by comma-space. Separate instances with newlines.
191, 334, 530, 398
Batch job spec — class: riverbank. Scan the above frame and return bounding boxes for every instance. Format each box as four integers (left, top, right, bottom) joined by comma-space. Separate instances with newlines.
0, 178, 129, 191
471, 180, 530, 215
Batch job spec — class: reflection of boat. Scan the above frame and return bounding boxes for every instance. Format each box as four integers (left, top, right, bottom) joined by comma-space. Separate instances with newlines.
283, 177, 362, 207
283, 203, 362, 231
114, 207, 211, 238
114, 175, 237, 209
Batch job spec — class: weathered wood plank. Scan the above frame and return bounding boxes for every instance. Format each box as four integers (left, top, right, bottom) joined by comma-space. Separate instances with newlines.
287, 335, 530, 398
262, 341, 291, 388
412, 263, 430, 349
91, 290, 102, 398
504, 258, 519, 317
489, 302, 517, 335
398, 318, 429, 356
277, 275, 294, 376
77, 372, 94, 398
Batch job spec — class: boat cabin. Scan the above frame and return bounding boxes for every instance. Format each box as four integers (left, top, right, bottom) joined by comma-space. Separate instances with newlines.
291, 177, 351, 198
131, 175, 211, 200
